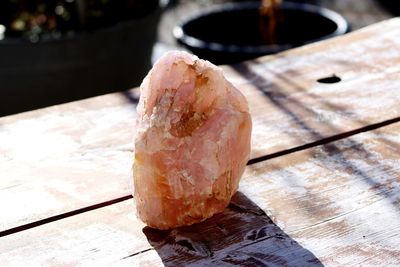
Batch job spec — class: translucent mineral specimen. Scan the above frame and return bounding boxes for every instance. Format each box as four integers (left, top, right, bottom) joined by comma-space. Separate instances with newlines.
134, 51, 252, 229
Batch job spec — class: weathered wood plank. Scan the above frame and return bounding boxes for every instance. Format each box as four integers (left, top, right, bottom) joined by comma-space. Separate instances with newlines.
0, 192, 322, 266
1, 18, 400, 232
1, 122, 399, 266
0, 201, 153, 266
239, 122, 400, 265
228, 18, 400, 158
0, 93, 138, 231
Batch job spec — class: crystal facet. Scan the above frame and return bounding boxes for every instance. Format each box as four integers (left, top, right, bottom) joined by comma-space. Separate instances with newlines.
134, 51, 252, 229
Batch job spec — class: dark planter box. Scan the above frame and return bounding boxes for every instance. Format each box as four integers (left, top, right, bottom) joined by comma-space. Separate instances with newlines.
0, 5, 162, 117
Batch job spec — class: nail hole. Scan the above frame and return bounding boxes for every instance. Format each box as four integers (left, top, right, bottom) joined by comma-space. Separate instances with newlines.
317, 74, 341, 84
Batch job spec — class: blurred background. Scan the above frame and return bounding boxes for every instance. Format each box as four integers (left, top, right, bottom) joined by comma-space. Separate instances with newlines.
157, 0, 394, 51
0, 0, 397, 116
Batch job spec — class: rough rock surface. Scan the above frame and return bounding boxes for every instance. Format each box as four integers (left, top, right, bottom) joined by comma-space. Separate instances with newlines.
134, 51, 252, 229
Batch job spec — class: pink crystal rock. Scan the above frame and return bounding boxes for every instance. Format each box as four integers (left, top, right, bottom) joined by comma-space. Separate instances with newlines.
133, 51, 252, 229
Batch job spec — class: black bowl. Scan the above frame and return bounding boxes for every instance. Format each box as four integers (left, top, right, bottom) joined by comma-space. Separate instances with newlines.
174, 1, 349, 64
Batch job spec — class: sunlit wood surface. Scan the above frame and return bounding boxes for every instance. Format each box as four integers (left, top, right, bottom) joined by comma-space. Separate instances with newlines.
1, 18, 400, 266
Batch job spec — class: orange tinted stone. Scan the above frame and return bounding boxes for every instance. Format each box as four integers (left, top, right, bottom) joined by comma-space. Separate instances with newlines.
134, 51, 252, 229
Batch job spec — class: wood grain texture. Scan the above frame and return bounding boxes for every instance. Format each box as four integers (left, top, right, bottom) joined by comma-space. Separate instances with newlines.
0, 201, 153, 266
0, 192, 322, 266
228, 18, 400, 158
0, 93, 138, 231
1, 18, 400, 233
1, 122, 399, 266
240, 122, 400, 266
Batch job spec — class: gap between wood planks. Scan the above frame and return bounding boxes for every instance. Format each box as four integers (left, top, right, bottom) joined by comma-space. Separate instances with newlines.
1, 116, 400, 238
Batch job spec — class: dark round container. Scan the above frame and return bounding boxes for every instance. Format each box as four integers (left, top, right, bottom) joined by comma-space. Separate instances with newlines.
174, 1, 349, 65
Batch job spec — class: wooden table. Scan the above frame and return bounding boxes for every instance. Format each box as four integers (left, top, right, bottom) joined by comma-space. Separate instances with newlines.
1, 18, 400, 266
